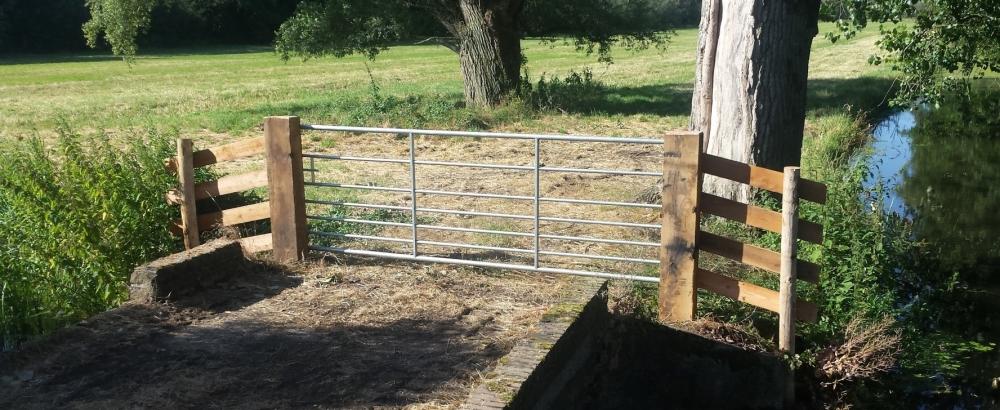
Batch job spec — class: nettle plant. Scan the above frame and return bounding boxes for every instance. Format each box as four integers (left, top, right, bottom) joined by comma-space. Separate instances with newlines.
0, 126, 179, 346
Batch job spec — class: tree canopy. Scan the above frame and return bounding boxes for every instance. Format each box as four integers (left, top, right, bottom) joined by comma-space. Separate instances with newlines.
824, 0, 1000, 104
83, 0, 669, 106
84, 0, 667, 61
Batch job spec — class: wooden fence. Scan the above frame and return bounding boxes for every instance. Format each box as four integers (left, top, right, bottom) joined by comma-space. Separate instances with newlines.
165, 117, 308, 261
659, 132, 825, 354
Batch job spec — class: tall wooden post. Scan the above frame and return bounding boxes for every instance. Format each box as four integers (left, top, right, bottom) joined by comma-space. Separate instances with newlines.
265, 116, 308, 262
659, 131, 703, 322
176, 139, 200, 250
779, 166, 800, 353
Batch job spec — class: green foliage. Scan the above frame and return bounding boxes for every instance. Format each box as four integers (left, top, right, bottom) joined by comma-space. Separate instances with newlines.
692, 106, 996, 404
823, 0, 1000, 105
0, 126, 180, 348
798, 107, 999, 403
519, 68, 607, 112
332, 71, 490, 129
83, 0, 158, 60
274, 0, 407, 61
80, 0, 299, 57
85, 0, 672, 72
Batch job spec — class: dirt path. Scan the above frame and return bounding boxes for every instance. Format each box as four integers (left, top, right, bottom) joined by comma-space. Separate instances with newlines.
1, 258, 571, 409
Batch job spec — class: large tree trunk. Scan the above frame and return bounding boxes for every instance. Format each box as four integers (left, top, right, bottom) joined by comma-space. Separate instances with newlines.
455, 0, 523, 108
689, 0, 821, 202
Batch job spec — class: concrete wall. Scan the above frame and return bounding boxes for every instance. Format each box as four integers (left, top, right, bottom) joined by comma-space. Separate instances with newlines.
129, 240, 250, 303
510, 289, 789, 409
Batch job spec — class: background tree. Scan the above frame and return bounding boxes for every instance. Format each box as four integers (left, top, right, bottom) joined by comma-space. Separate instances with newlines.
689, 0, 999, 201
824, 0, 1000, 105
83, 0, 669, 108
0, 0, 91, 53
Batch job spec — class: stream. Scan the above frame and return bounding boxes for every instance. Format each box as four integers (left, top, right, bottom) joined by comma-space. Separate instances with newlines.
864, 90, 1000, 406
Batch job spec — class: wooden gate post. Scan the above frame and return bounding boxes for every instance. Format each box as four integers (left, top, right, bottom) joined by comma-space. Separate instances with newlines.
264, 116, 308, 262
659, 131, 703, 322
779, 166, 801, 353
176, 138, 200, 250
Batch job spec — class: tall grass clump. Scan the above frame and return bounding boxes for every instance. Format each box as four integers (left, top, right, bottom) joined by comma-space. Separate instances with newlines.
520, 68, 607, 112
0, 126, 180, 349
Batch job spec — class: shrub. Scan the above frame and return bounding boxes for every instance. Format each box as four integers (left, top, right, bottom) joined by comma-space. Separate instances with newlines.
0, 126, 180, 348
520, 68, 607, 112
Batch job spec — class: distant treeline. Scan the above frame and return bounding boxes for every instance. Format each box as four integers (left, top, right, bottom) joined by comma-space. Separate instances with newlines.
0, 0, 699, 54
0, 0, 298, 53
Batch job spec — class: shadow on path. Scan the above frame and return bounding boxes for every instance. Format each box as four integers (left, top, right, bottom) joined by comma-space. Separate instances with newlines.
0, 261, 503, 409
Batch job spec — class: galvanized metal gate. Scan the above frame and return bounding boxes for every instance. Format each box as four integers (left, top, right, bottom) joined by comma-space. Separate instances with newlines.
300, 124, 664, 283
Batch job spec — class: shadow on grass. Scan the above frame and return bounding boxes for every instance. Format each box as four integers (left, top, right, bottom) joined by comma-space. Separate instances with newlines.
807, 76, 897, 117
557, 77, 896, 119
555, 83, 694, 117
187, 76, 897, 133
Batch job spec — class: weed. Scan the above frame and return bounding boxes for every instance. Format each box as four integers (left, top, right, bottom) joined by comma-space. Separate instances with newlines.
520, 68, 606, 112
0, 126, 180, 348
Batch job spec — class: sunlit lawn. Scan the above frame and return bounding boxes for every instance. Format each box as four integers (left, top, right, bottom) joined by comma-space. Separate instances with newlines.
0, 23, 894, 142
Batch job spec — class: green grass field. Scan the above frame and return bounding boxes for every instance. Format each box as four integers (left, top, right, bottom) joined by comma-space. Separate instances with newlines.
0, 23, 894, 142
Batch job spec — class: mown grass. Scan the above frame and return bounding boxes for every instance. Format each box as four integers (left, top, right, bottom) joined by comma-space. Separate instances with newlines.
0, 23, 893, 142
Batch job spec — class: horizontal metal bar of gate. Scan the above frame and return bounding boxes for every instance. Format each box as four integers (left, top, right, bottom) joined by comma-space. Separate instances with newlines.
537, 250, 659, 265
305, 199, 409, 211
305, 182, 411, 193
305, 182, 661, 209
303, 153, 661, 177
310, 245, 661, 283
305, 200, 661, 230
308, 230, 658, 264
311, 231, 530, 254
412, 206, 532, 221
418, 239, 530, 254
540, 215, 660, 229
539, 234, 659, 247
301, 124, 664, 144
540, 166, 661, 177
303, 153, 529, 171
303, 153, 408, 164
307, 215, 410, 228
310, 215, 531, 237
310, 231, 411, 243
308, 217, 655, 248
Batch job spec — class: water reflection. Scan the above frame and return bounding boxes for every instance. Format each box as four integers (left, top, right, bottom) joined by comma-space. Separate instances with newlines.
868, 89, 1000, 271
867, 87, 1000, 406
865, 110, 915, 216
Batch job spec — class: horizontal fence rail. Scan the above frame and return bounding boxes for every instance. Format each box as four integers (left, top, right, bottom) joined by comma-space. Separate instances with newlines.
163, 117, 312, 255
166, 137, 273, 252
301, 124, 665, 144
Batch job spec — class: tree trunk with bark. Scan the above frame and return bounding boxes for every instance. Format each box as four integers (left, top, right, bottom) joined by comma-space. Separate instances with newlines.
689, 0, 821, 201
453, 0, 523, 108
